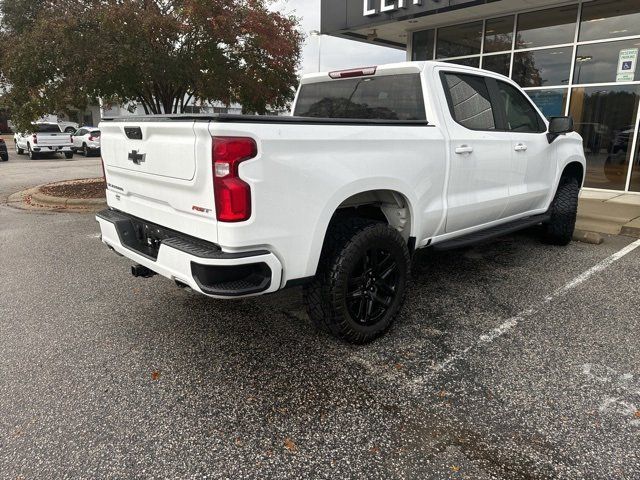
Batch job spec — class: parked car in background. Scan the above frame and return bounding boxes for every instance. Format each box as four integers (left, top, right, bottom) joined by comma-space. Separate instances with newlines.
97, 61, 585, 344
72, 127, 101, 156
14, 122, 74, 159
57, 120, 79, 133
0, 138, 8, 161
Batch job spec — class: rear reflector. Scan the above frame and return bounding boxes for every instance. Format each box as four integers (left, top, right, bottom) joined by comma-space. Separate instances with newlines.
212, 136, 257, 222
329, 66, 377, 79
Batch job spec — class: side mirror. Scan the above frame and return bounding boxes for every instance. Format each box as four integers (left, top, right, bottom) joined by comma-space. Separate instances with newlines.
547, 116, 574, 143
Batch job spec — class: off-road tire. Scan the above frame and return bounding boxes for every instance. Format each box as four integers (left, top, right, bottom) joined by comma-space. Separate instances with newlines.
64, 152, 74, 159
303, 217, 411, 344
543, 177, 579, 246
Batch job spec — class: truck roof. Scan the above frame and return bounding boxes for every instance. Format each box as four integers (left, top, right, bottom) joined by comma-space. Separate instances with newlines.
299, 60, 497, 85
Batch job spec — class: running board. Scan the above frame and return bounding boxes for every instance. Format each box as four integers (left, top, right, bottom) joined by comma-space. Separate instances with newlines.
433, 214, 551, 251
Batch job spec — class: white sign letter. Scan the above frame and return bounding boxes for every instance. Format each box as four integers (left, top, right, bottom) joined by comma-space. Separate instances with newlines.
363, 0, 376, 16
381, 0, 397, 13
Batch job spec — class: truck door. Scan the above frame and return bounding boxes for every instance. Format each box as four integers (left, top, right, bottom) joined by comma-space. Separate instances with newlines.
438, 71, 512, 233
493, 80, 556, 216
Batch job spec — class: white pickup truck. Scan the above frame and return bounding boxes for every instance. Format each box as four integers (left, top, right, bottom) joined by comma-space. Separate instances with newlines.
97, 61, 586, 344
14, 122, 74, 159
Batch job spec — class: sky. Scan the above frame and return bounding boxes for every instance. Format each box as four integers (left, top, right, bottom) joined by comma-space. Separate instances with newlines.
273, 0, 406, 75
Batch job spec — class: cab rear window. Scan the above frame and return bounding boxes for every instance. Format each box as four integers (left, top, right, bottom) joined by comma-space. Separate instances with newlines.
294, 74, 426, 121
35, 124, 61, 133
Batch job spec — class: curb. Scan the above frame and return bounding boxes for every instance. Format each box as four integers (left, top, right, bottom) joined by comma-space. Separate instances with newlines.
30, 189, 106, 208
620, 225, 640, 238
572, 229, 603, 245
8, 179, 107, 212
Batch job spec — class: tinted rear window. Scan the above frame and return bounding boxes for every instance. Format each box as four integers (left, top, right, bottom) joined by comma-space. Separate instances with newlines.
35, 124, 61, 133
442, 73, 496, 130
294, 74, 426, 121
90, 130, 101, 137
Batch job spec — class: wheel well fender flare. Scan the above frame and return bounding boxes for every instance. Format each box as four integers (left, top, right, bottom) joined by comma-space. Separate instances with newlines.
561, 161, 585, 187
305, 180, 418, 277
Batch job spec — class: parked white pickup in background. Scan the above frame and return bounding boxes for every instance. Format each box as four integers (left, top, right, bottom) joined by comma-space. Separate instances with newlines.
14, 122, 74, 160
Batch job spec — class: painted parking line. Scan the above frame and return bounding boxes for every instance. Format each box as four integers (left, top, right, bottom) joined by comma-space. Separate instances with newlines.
410, 239, 640, 385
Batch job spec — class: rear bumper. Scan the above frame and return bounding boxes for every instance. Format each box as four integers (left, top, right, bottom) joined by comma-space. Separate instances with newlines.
32, 145, 73, 152
96, 209, 282, 298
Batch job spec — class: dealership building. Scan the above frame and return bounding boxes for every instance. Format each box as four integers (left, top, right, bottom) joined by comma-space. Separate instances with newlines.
320, 0, 640, 194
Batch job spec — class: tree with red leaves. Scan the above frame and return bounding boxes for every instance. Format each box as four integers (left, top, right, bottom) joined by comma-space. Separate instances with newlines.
0, 0, 303, 130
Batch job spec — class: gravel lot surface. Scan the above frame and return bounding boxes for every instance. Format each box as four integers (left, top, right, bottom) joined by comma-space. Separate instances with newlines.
1, 146, 639, 479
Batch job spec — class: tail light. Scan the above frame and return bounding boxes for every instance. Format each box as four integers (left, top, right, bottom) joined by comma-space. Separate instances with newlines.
212, 136, 257, 222
70, 135, 73, 143
89, 136, 95, 141
32, 134, 37, 144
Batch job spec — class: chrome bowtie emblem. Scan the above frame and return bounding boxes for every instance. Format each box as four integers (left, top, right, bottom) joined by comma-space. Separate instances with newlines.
128, 150, 146, 165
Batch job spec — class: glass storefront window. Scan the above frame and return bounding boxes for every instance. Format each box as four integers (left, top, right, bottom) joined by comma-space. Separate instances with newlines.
570, 86, 640, 190
482, 54, 511, 77
407, 1, 640, 192
412, 30, 434, 61
437, 21, 483, 59
444, 57, 480, 68
526, 89, 568, 119
516, 5, 578, 49
579, 0, 640, 42
512, 48, 572, 88
573, 40, 640, 84
484, 16, 514, 53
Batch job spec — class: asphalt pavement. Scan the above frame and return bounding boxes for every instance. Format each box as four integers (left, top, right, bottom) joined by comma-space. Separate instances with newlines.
1, 146, 639, 479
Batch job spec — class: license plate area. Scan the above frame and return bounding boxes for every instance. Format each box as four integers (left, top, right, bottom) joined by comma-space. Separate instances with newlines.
115, 217, 168, 260
128, 218, 167, 259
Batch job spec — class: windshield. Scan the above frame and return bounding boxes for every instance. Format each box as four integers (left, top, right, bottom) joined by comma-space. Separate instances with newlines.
294, 74, 426, 121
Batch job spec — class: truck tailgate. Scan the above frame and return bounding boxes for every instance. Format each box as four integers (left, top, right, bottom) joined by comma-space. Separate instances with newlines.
38, 133, 72, 146
101, 122, 197, 180
99, 120, 217, 242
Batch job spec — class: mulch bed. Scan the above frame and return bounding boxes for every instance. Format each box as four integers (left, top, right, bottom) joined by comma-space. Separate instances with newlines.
40, 178, 107, 199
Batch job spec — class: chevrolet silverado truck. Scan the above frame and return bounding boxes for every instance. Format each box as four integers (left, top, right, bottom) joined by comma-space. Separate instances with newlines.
96, 61, 586, 344
14, 122, 74, 159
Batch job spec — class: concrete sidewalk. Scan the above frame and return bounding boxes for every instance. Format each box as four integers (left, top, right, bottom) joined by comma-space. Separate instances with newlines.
577, 190, 640, 237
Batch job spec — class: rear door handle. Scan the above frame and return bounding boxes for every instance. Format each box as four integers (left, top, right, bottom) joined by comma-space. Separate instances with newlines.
455, 145, 474, 155
514, 143, 528, 152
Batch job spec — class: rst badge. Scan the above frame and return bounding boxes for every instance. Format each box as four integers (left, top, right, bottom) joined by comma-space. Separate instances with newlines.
128, 150, 146, 165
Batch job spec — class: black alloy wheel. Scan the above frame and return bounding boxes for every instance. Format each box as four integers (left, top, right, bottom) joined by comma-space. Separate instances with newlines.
346, 247, 399, 326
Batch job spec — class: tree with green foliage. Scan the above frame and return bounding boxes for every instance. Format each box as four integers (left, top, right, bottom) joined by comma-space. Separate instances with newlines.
0, 0, 303, 130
